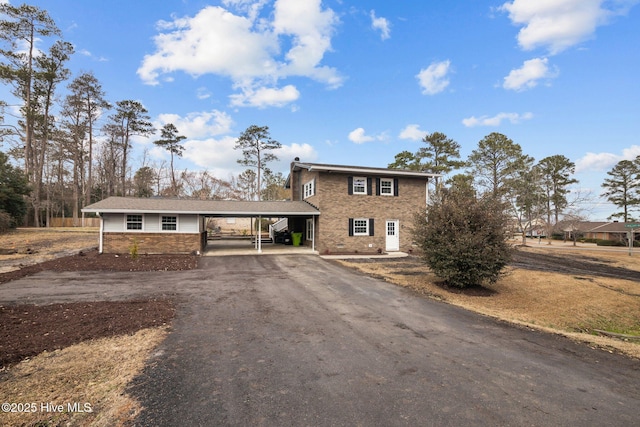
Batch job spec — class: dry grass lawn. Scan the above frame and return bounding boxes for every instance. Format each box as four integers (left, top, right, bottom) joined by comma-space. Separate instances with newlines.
339, 246, 640, 359
0, 327, 168, 427
0, 228, 98, 272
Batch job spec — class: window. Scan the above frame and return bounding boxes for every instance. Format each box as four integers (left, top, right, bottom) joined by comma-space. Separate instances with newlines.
306, 218, 314, 241
162, 216, 177, 231
126, 214, 143, 230
349, 218, 374, 236
380, 178, 393, 195
376, 177, 398, 196
353, 219, 368, 235
352, 177, 367, 194
303, 179, 315, 198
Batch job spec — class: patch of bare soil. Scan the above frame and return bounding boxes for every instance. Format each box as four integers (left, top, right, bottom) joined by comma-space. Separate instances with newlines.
0, 248, 198, 285
511, 249, 640, 282
0, 299, 175, 369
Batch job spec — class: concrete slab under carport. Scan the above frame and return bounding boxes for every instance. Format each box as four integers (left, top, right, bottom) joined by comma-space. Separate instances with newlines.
203, 238, 411, 258
203, 238, 317, 256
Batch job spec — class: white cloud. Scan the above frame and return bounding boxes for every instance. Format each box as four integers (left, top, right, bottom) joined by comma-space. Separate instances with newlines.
272, 0, 341, 86
462, 112, 534, 127
503, 57, 558, 91
229, 85, 300, 108
138, 1, 342, 108
155, 110, 234, 139
348, 127, 374, 144
416, 60, 451, 95
370, 10, 391, 40
273, 142, 318, 170
183, 137, 317, 178
146, 108, 316, 177
196, 87, 211, 100
499, 0, 638, 54
348, 127, 387, 144
575, 145, 640, 173
183, 136, 240, 175
399, 124, 427, 141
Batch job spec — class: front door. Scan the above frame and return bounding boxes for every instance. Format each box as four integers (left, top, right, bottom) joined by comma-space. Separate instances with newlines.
386, 220, 399, 251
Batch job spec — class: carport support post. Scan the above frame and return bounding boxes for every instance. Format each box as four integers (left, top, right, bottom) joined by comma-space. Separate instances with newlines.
258, 215, 262, 253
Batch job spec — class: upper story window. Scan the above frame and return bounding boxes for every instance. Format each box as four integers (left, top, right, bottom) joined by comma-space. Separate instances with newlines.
352, 177, 367, 195
162, 216, 177, 231
126, 214, 143, 230
303, 179, 315, 199
380, 178, 393, 195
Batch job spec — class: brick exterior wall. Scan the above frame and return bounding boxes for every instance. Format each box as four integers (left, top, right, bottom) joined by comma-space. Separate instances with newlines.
102, 232, 206, 254
292, 166, 428, 254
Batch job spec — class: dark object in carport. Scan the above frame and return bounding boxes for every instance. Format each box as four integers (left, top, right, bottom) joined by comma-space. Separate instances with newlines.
275, 231, 292, 245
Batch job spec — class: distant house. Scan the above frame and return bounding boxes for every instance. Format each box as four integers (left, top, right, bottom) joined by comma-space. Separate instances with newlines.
580, 221, 636, 242
82, 161, 437, 255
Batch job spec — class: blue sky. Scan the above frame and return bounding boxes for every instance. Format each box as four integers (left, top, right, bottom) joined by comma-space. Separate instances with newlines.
1, 0, 639, 220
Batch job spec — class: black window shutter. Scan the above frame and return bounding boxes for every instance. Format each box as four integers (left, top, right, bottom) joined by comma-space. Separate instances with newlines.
348, 218, 354, 236
348, 176, 353, 195
376, 178, 381, 196
394, 178, 399, 197
367, 177, 373, 195
369, 218, 374, 236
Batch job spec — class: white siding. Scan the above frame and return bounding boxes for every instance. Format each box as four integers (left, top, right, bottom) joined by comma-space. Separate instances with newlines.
103, 213, 124, 232
180, 214, 199, 233
146, 214, 160, 232
101, 212, 201, 233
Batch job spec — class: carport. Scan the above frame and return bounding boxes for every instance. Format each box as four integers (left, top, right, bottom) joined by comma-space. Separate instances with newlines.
81, 197, 320, 255
200, 200, 321, 254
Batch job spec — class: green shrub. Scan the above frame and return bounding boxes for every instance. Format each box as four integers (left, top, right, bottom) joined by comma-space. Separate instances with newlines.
596, 239, 625, 247
129, 238, 139, 260
413, 189, 512, 288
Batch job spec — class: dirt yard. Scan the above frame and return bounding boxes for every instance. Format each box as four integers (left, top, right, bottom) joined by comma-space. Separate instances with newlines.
1, 229, 639, 425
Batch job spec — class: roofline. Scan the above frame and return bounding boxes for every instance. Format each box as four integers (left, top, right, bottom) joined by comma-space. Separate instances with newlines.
292, 162, 440, 178
82, 208, 320, 216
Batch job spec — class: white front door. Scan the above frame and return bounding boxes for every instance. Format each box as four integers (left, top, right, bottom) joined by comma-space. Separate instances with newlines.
386, 220, 399, 251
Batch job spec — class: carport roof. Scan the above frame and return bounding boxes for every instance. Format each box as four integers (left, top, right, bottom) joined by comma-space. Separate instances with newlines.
82, 196, 320, 217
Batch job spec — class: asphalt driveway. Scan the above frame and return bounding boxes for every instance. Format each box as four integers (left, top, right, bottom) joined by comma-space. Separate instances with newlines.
1, 255, 639, 426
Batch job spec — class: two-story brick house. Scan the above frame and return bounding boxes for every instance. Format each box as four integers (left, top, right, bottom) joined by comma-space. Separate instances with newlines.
286, 161, 436, 254
82, 161, 436, 255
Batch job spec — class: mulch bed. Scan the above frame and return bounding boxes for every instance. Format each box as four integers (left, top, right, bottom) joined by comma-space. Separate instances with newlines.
0, 299, 176, 368
0, 248, 198, 285
0, 249, 197, 368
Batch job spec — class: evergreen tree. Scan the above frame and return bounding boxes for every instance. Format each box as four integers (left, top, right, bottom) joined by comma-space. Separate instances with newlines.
602, 159, 640, 222
153, 123, 186, 196
234, 125, 281, 201
0, 151, 30, 228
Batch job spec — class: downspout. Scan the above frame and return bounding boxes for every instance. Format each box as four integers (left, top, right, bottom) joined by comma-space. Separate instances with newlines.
425, 179, 430, 206
312, 216, 315, 252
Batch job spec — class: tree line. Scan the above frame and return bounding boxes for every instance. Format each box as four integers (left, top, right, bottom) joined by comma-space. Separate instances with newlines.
0, 4, 286, 228
389, 131, 578, 241
390, 131, 640, 240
